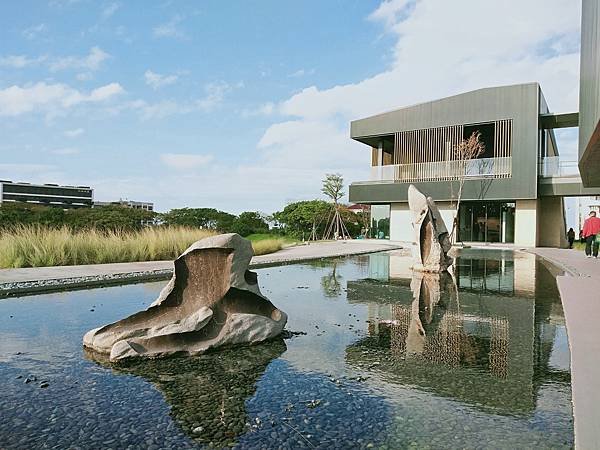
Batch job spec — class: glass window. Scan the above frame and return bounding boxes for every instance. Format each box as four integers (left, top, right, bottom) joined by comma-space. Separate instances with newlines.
370, 204, 390, 239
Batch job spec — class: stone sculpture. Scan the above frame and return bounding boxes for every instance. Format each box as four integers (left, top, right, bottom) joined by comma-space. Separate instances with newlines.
83, 233, 288, 361
407, 184, 452, 272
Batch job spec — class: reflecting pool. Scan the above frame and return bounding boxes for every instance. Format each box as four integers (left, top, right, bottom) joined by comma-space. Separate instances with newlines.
0, 249, 573, 449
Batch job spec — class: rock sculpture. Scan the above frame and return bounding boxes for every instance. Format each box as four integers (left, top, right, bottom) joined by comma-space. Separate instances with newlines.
407, 184, 452, 272
83, 233, 288, 361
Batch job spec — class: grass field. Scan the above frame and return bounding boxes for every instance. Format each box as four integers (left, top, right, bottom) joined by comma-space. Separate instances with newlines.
246, 233, 297, 256
0, 226, 291, 268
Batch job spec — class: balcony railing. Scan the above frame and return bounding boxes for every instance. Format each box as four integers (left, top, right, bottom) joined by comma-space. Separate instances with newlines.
538, 157, 579, 178
366, 157, 512, 184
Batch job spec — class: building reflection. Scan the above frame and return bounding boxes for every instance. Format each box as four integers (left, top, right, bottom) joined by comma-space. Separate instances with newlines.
346, 249, 568, 415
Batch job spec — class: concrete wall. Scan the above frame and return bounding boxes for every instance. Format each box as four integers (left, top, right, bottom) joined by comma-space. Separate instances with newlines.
579, 0, 600, 186
537, 197, 568, 248
389, 201, 455, 243
514, 199, 538, 247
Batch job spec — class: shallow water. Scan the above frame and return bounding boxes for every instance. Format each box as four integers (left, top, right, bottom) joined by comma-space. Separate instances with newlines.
0, 249, 573, 449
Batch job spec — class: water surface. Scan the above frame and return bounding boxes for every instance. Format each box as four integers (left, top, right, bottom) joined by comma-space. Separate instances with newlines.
0, 249, 573, 449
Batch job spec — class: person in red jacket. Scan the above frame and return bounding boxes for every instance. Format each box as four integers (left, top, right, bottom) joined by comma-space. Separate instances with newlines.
582, 211, 600, 258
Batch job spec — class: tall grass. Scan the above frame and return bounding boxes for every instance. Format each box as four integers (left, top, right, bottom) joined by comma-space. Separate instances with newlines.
0, 226, 289, 268
251, 237, 288, 256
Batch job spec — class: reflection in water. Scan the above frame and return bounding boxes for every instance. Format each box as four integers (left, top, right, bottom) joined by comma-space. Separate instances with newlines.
347, 249, 569, 416
320, 261, 343, 298
86, 341, 286, 447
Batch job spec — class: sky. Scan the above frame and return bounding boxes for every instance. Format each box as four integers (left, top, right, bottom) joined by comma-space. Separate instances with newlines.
0, 0, 582, 214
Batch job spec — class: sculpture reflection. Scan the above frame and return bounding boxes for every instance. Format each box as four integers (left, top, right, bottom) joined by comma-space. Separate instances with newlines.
347, 250, 567, 415
85, 340, 286, 447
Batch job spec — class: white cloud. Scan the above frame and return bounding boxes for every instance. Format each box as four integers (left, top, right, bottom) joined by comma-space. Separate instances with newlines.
288, 68, 315, 78
196, 81, 233, 111
0, 82, 124, 117
242, 102, 276, 117
88, 82, 124, 101
153, 15, 185, 38
0, 55, 46, 68
49, 46, 110, 72
101, 2, 120, 19
160, 153, 213, 170
51, 147, 80, 155
144, 70, 179, 89
64, 128, 84, 138
22, 24, 46, 40
133, 80, 236, 120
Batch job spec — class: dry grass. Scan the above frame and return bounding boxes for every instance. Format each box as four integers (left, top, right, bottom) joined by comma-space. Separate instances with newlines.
0, 226, 217, 268
0, 226, 289, 268
251, 238, 287, 256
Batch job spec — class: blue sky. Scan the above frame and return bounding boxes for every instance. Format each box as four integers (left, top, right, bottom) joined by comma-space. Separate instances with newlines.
0, 0, 582, 213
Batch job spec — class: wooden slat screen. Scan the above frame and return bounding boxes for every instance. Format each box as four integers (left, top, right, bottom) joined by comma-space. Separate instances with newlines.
385, 120, 512, 182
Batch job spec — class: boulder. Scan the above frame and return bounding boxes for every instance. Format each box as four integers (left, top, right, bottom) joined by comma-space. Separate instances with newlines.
407, 184, 453, 272
83, 233, 287, 361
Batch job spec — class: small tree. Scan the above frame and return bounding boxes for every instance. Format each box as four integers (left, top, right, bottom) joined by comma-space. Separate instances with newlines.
450, 131, 485, 243
321, 173, 344, 206
321, 173, 351, 240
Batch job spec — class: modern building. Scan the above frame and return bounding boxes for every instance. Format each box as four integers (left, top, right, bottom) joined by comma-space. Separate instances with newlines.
0, 180, 93, 209
349, 0, 600, 248
93, 199, 154, 211
579, 0, 600, 187
348, 82, 600, 247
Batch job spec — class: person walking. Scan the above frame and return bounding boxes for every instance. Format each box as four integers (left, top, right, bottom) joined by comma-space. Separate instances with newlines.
582, 211, 600, 258
567, 228, 575, 249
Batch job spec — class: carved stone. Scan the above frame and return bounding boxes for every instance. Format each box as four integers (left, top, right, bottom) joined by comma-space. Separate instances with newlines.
407, 184, 452, 272
83, 233, 287, 361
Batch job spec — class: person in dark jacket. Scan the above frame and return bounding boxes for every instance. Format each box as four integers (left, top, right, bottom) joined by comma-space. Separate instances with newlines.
567, 228, 575, 249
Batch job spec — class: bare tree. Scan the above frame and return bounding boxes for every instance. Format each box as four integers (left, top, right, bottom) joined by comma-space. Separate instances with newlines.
321, 173, 351, 240
450, 131, 485, 243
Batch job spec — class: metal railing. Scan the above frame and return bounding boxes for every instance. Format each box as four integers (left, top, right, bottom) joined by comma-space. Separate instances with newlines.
538, 157, 579, 177
367, 157, 512, 183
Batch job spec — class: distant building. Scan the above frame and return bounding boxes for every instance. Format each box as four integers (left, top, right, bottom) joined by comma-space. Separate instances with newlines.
0, 180, 93, 209
94, 199, 154, 212
347, 204, 370, 214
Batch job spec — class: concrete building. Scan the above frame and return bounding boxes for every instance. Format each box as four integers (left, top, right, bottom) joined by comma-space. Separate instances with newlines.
93, 199, 154, 211
579, 0, 600, 187
349, 82, 600, 247
0, 180, 93, 209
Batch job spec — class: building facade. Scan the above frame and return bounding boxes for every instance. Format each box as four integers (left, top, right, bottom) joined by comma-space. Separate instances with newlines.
579, 0, 600, 186
0, 180, 93, 209
348, 83, 595, 247
93, 200, 154, 211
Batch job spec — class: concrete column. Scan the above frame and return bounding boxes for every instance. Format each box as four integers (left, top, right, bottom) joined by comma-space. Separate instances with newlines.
537, 197, 568, 248
514, 199, 538, 247
390, 203, 412, 242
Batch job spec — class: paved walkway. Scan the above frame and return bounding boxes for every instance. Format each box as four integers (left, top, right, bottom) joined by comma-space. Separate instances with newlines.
528, 247, 600, 450
0, 240, 401, 297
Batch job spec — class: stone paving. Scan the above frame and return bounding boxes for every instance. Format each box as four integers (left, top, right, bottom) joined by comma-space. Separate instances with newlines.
528, 247, 600, 450
0, 240, 401, 297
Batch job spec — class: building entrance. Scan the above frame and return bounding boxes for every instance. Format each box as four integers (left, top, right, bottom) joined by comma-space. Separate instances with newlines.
458, 201, 515, 243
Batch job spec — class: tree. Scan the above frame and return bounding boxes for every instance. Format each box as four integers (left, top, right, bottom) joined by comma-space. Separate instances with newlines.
231, 211, 269, 237
273, 200, 332, 238
321, 173, 350, 240
160, 208, 235, 232
450, 131, 486, 243
321, 173, 344, 206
